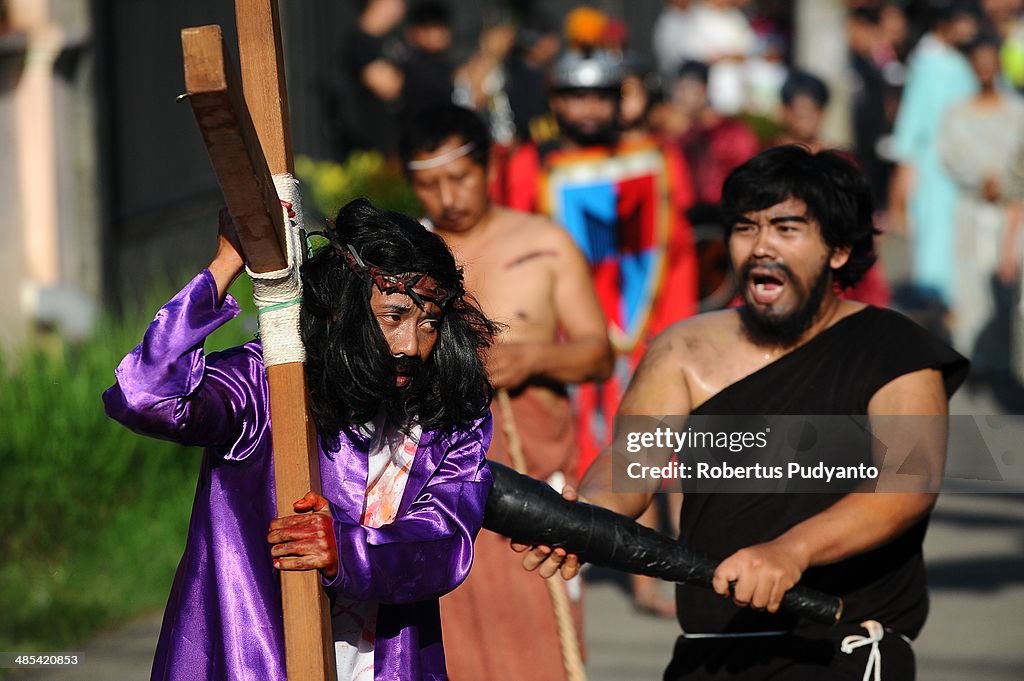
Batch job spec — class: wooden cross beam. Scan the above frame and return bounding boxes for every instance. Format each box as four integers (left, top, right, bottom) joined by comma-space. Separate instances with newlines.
180, 2, 335, 679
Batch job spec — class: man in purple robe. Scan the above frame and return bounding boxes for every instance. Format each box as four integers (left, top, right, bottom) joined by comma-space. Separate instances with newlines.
103, 198, 498, 681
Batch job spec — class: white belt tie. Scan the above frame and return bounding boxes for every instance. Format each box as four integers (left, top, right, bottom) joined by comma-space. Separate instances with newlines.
840, 619, 885, 681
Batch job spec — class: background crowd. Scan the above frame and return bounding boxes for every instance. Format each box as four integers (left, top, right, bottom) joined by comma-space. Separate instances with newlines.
336, 0, 1024, 409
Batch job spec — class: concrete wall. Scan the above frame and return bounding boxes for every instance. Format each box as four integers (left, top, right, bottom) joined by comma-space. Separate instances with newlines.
1, 0, 97, 349
0, 29, 28, 352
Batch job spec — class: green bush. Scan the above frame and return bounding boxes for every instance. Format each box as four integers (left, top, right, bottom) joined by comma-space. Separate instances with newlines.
0, 275, 256, 655
296, 152, 422, 221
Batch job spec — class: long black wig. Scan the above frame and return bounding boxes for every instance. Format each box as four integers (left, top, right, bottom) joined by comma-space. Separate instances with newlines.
300, 198, 498, 439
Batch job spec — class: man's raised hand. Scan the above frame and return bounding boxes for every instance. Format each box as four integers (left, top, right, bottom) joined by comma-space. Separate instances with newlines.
209, 208, 246, 303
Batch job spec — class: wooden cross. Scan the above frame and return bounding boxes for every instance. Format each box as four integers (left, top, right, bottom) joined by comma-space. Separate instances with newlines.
180, 2, 335, 679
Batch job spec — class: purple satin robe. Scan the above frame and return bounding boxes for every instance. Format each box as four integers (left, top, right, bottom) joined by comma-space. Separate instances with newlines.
103, 271, 493, 681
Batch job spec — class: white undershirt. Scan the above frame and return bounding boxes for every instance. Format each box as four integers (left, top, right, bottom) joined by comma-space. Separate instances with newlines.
333, 414, 422, 680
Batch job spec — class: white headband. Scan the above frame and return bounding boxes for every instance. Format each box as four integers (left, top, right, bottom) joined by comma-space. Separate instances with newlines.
406, 141, 477, 171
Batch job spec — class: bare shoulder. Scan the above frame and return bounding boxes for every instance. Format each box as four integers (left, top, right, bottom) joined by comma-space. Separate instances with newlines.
492, 208, 586, 275
664, 309, 739, 359
633, 311, 733, 373
619, 313, 738, 413
499, 208, 579, 252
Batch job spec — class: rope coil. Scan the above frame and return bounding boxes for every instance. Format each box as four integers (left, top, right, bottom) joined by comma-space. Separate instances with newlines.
249, 174, 306, 367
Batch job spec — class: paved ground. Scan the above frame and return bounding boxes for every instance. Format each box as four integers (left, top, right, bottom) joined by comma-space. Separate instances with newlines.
5, 614, 161, 681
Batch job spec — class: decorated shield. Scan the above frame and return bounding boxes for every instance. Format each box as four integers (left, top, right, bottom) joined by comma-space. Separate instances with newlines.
540, 143, 672, 353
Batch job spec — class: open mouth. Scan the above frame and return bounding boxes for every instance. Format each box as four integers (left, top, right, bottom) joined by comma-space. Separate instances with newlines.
748, 269, 786, 305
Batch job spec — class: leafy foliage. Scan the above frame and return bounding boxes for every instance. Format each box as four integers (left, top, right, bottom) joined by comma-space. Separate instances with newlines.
0, 276, 256, 653
296, 152, 422, 222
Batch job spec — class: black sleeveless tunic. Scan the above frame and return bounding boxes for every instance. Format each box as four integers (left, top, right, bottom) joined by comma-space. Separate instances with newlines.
676, 306, 968, 638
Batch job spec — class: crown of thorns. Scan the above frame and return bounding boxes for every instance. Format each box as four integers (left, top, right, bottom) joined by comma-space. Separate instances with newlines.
307, 222, 462, 309
341, 243, 459, 309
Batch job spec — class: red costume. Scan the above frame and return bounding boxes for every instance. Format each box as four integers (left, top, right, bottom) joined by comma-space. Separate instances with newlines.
495, 135, 699, 474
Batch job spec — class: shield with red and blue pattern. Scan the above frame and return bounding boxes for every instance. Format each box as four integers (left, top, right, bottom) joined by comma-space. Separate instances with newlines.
541, 144, 673, 353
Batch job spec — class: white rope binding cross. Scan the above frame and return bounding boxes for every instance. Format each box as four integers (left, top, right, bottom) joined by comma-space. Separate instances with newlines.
840, 619, 885, 681
248, 173, 306, 367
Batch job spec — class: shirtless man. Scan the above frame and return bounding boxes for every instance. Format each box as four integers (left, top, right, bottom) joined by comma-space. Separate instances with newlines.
400, 103, 613, 681
522, 145, 969, 680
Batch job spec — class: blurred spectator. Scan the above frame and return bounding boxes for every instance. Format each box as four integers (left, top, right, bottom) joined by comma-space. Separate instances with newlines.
397, 1, 456, 121
596, 11, 671, 146
653, 0, 695, 82
983, 0, 1022, 32
880, 2, 911, 59
347, 0, 407, 154
347, 0, 455, 154
454, 19, 518, 144
657, 60, 759, 219
653, 0, 758, 115
878, 3, 911, 123
848, 6, 894, 203
773, 69, 831, 151
504, 14, 562, 145
938, 33, 1023, 371
981, 0, 1024, 90
889, 1, 979, 307
619, 57, 663, 143
742, 29, 789, 118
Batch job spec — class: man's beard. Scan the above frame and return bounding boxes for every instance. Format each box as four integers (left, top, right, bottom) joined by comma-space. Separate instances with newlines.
737, 260, 832, 347
382, 356, 429, 427
555, 113, 619, 147
393, 356, 422, 380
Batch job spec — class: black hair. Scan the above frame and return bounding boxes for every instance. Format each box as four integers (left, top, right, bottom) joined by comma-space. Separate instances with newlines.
964, 30, 1002, 55
409, 1, 450, 27
517, 10, 559, 51
848, 6, 881, 25
931, 0, 980, 29
399, 104, 492, 171
676, 59, 710, 85
300, 198, 497, 439
781, 70, 831, 108
720, 145, 879, 290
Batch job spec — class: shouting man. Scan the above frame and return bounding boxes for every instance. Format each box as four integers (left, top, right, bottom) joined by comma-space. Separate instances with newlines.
522, 145, 968, 680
